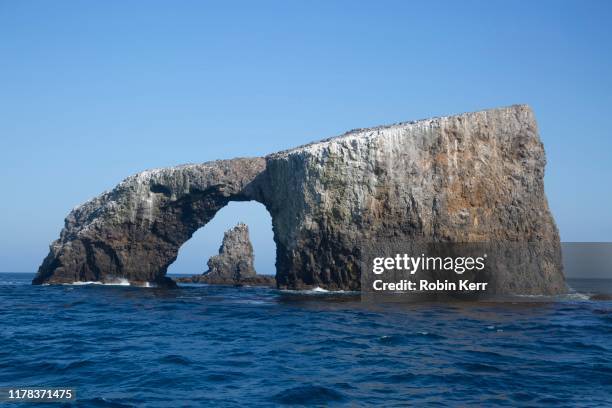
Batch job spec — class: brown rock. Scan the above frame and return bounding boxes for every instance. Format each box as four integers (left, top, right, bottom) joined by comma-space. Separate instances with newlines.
33, 105, 565, 295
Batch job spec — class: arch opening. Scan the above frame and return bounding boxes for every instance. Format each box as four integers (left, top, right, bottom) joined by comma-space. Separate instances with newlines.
167, 201, 276, 278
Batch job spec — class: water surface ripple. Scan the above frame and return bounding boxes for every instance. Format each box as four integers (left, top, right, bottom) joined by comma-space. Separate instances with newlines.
1, 273, 610, 407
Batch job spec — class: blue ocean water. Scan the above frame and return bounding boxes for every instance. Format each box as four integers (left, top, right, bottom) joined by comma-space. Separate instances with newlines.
0, 273, 611, 407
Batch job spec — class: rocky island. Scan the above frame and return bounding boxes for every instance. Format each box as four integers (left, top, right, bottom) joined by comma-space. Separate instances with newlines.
33, 105, 566, 295
176, 223, 276, 286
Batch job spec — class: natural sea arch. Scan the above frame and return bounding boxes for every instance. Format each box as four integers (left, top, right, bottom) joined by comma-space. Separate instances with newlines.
34, 106, 566, 294
34, 158, 275, 286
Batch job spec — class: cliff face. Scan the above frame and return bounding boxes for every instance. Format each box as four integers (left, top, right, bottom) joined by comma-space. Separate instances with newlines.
33, 105, 565, 294
255, 105, 563, 293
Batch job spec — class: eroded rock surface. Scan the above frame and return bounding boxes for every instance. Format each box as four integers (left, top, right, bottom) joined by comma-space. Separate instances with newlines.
206, 223, 257, 280
32, 158, 266, 287
33, 105, 565, 294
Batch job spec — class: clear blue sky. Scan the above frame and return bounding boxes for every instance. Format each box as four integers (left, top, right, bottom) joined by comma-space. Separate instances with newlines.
1, 0, 611, 275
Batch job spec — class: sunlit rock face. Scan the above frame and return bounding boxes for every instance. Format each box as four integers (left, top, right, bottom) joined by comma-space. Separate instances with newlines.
255, 105, 563, 293
34, 105, 565, 294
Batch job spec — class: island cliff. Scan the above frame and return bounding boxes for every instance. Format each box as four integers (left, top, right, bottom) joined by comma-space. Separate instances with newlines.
33, 105, 565, 295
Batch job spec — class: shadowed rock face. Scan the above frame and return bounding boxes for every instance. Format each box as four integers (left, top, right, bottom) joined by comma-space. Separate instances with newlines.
33, 105, 565, 294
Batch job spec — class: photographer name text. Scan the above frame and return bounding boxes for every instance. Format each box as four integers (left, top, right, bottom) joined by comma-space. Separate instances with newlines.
371, 254, 489, 292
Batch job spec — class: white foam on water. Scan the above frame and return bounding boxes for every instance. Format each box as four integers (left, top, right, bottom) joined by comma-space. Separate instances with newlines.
64, 278, 131, 286
133, 281, 157, 288
61, 278, 157, 287
564, 285, 594, 301
514, 294, 549, 299
281, 286, 359, 295
561, 292, 591, 301
310, 287, 329, 293
513, 292, 592, 302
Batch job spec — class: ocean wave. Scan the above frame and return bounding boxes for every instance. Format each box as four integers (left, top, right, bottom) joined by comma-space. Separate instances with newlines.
61, 279, 157, 288
561, 292, 592, 301
271, 385, 347, 405
280, 286, 359, 295
65, 278, 131, 286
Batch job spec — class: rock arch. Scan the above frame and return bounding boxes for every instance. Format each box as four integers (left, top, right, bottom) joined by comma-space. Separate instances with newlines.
33, 105, 566, 294
33, 158, 269, 286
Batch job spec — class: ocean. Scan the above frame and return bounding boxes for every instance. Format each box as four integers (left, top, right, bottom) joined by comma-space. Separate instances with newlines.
1, 273, 611, 407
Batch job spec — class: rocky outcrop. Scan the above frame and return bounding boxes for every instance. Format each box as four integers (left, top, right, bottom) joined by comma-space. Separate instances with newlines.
175, 223, 276, 287
33, 105, 565, 295
205, 223, 257, 281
